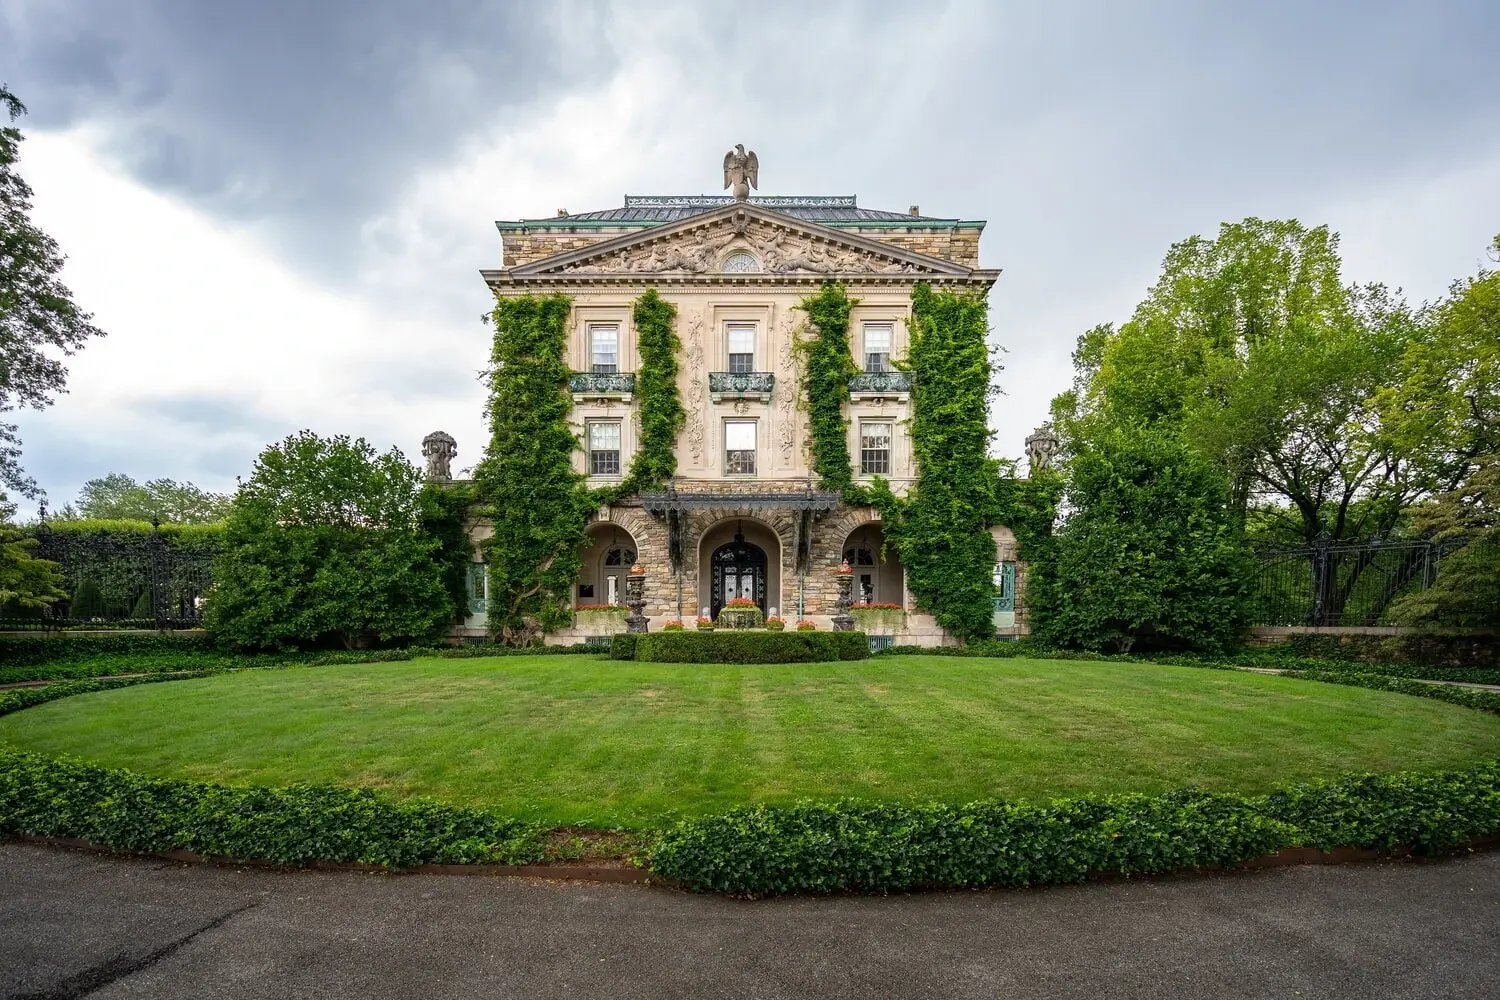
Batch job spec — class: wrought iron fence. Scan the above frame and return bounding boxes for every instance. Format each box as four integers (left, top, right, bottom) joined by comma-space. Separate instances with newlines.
1250, 536, 1494, 627
1, 517, 217, 631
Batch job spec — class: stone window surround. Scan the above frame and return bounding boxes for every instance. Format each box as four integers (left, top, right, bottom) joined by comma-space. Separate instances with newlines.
572, 305, 633, 373
848, 401, 911, 485
850, 307, 908, 370
588, 322, 620, 373
723, 417, 759, 477
859, 418, 894, 476
586, 418, 623, 477
710, 303, 773, 372
572, 401, 634, 482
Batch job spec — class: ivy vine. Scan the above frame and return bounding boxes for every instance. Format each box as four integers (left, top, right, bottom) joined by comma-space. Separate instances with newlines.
593, 289, 685, 504
474, 293, 591, 644
795, 283, 862, 499
879, 282, 1004, 642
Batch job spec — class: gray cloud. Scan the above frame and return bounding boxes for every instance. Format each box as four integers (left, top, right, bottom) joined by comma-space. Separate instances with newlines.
1, 0, 620, 276
4, 0, 1499, 510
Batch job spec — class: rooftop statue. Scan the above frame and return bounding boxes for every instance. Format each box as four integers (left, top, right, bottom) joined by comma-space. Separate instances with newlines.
421, 430, 457, 482
723, 143, 759, 201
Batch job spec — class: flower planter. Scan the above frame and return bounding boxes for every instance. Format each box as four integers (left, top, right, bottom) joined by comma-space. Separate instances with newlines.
850, 607, 905, 634
573, 607, 630, 636
717, 607, 764, 630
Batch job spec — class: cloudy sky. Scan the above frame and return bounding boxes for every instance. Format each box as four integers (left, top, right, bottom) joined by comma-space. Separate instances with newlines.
3, 0, 1498, 517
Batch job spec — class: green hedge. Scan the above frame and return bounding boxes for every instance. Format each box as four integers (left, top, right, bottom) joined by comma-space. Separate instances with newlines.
650, 760, 1500, 894
610, 634, 638, 660
0, 630, 218, 669
0, 641, 602, 684
0, 747, 544, 867
634, 631, 869, 663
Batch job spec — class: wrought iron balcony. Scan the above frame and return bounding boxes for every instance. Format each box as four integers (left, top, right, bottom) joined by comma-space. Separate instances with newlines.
709, 371, 775, 402
849, 371, 913, 398
569, 371, 636, 400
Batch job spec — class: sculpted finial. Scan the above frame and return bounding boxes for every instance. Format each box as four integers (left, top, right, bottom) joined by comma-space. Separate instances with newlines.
723, 143, 759, 201
1025, 423, 1060, 475
421, 430, 457, 482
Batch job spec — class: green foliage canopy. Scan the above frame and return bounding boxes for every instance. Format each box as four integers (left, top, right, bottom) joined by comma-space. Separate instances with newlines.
56, 473, 231, 524
881, 282, 1002, 642
0, 86, 106, 514
205, 430, 450, 650
1054, 218, 1423, 545
1031, 427, 1254, 652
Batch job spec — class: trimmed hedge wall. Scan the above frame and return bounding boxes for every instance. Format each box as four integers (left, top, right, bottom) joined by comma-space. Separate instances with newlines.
0, 747, 544, 867
633, 631, 869, 663
650, 761, 1500, 894
0, 640, 602, 685
0, 631, 219, 669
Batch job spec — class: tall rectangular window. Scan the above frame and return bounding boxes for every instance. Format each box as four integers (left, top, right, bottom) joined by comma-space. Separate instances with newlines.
588, 420, 621, 476
860, 420, 892, 475
863, 323, 893, 372
589, 324, 619, 374
724, 419, 757, 475
726, 323, 756, 373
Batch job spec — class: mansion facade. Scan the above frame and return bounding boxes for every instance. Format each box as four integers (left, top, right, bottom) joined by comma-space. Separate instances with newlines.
443, 165, 1030, 645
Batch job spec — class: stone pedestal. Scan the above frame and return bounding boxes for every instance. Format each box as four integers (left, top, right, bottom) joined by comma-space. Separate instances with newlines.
832, 568, 855, 633
625, 570, 648, 634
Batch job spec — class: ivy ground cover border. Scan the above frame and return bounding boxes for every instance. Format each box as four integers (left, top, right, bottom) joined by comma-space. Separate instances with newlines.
2, 660, 1498, 892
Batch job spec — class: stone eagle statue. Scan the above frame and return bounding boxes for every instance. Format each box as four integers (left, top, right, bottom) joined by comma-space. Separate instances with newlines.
723, 143, 758, 201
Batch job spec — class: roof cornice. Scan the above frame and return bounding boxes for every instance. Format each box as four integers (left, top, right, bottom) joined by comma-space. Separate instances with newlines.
502, 202, 976, 279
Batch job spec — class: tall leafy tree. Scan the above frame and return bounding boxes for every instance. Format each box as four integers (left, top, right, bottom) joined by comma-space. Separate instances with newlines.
1054, 218, 1423, 547
57, 473, 232, 523
0, 86, 106, 515
1381, 236, 1500, 627
205, 431, 450, 650
1030, 426, 1253, 652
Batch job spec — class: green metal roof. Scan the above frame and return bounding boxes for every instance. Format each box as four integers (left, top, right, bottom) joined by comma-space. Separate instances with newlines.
497, 195, 984, 231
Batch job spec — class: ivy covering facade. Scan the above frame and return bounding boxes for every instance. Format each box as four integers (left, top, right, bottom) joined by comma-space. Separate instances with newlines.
592, 289, 685, 505
475, 294, 592, 644
475, 289, 687, 643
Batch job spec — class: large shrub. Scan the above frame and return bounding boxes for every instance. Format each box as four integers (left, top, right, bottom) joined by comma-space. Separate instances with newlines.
634, 630, 869, 663
1032, 427, 1253, 652
204, 431, 451, 650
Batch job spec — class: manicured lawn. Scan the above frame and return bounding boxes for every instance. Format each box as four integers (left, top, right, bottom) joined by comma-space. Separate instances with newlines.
3, 655, 1499, 829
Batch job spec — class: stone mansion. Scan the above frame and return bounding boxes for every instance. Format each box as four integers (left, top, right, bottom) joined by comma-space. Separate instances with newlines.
439, 153, 1038, 645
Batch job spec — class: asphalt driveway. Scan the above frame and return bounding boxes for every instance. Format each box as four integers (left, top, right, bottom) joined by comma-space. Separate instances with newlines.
1, 842, 1496, 999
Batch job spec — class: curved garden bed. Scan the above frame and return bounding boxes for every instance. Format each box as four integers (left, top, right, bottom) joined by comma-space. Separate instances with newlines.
3, 654, 1499, 893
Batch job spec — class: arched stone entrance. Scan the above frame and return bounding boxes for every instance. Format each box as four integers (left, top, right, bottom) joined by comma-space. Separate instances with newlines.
578, 522, 639, 607
842, 522, 905, 607
696, 518, 783, 619
710, 530, 769, 617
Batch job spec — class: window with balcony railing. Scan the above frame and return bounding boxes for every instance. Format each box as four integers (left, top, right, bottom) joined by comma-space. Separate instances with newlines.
589, 324, 619, 374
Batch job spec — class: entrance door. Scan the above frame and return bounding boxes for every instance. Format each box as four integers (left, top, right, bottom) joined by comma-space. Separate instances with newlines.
711, 530, 768, 617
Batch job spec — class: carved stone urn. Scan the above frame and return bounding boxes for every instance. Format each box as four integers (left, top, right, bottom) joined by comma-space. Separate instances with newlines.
832, 566, 855, 633
625, 565, 648, 634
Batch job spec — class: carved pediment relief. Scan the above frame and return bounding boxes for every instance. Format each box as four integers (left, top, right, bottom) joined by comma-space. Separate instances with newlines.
519, 208, 964, 277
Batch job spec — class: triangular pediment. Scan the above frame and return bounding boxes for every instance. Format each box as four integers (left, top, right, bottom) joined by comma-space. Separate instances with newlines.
508, 203, 972, 278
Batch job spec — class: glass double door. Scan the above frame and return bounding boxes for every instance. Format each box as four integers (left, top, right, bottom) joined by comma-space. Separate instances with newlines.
710, 534, 767, 618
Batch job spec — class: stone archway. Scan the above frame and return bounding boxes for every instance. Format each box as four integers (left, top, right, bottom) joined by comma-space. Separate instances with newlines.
842, 522, 904, 608
578, 522, 641, 607
694, 517, 784, 620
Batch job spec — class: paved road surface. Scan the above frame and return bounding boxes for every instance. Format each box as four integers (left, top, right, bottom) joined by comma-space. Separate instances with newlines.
2, 842, 1496, 999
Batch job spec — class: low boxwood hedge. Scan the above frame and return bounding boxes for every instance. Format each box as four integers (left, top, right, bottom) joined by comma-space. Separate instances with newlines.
0, 747, 545, 867
649, 760, 1500, 894
610, 634, 638, 660
634, 630, 868, 663
0, 630, 218, 669
0, 641, 602, 685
